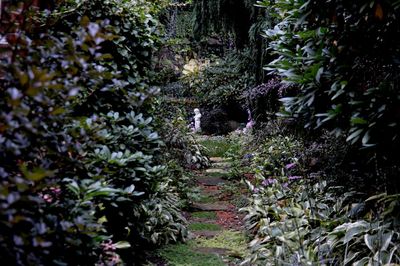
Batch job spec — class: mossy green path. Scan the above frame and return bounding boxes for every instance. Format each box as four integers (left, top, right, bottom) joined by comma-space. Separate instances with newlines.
157, 137, 248, 265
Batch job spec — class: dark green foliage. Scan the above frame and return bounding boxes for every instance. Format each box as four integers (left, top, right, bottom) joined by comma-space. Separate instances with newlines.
161, 115, 210, 170
245, 77, 290, 121
56, 0, 161, 115
182, 50, 256, 108
192, 0, 257, 48
191, 0, 269, 82
71, 111, 189, 260
0, 0, 188, 264
153, 104, 210, 208
0, 13, 115, 264
200, 108, 238, 135
261, 0, 400, 150
239, 134, 400, 265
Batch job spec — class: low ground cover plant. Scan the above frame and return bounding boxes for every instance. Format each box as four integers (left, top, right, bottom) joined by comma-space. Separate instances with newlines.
240, 134, 400, 265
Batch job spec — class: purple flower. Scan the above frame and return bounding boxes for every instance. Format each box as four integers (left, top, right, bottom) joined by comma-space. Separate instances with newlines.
288, 176, 302, 180
243, 153, 254, 160
253, 188, 260, 193
282, 182, 289, 188
262, 178, 277, 186
285, 163, 296, 169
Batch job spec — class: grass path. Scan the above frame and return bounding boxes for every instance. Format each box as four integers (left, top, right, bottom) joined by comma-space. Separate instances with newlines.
156, 137, 248, 266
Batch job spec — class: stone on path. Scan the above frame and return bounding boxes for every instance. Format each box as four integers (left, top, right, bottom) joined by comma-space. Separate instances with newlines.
197, 176, 227, 186
200, 187, 220, 197
206, 168, 229, 174
212, 162, 232, 168
209, 157, 232, 163
192, 202, 232, 211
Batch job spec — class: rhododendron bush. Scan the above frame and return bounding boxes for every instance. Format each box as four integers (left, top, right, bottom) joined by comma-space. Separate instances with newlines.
0, 0, 187, 264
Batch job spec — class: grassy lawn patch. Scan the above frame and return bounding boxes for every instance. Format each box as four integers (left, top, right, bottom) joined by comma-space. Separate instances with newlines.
196, 194, 215, 203
189, 222, 222, 231
159, 242, 225, 266
191, 211, 217, 219
195, 230, 249, 258
198, 138, 232, 157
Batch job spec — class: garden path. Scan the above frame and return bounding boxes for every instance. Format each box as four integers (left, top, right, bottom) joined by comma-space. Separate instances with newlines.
157, 142, 249, 266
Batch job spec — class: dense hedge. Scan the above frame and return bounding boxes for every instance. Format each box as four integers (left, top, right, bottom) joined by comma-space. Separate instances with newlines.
0, 0, 187, 264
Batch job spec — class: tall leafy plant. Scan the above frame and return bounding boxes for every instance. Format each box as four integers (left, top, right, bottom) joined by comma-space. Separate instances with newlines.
260, 0, 400, 149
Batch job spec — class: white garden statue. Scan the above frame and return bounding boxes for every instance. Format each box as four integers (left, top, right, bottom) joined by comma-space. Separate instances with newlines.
243, 109, 255, 134
194, 108, 202, 133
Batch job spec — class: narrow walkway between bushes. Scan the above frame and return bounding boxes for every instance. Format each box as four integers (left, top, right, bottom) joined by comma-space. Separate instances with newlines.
157, 138, 249, 265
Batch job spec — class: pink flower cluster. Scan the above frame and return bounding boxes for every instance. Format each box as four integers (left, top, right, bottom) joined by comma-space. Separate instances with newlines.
99, 240, 122, 265
101, 240, 117, 251
42, 194, 53, 203
39, 186, 62, 203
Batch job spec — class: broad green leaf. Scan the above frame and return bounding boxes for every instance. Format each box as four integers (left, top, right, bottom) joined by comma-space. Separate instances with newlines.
114, 241, 131, 249
352, 257, 369, 266
365, 193, 387, 202
65, 179, 80, 196
346, 129, 364, 143
351, 117, 368, 125
365, 234, 378, 252
344, 223, 369, 244
344, 251, 361, 265
380, 231, 393, 251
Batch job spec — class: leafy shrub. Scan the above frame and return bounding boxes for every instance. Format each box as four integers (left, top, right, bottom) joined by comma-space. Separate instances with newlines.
245, 78, 290, 122
250, 135, 303, 179
260, 0, 400, 150
57, 0, 162, 115
240, 135, 400, 265
0, 0, 189, 264
0, 21, 113, 266
70, 111, 188, 260
158, 110, 210, 207
192, 0, 257, 48
159, 107, 210, 170
182, 50, 256, 108
149, 98, 210, 207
